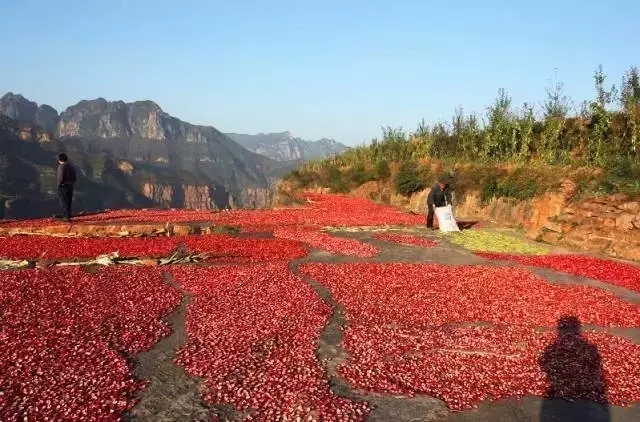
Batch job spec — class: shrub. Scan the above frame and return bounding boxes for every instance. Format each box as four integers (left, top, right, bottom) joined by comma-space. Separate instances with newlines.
346, 163, 373, 187
374, 159, 391, 181
395, 160, 425, 197
318, 165, 348, 193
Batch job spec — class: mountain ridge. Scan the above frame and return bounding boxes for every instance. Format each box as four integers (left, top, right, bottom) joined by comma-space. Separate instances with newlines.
0, 92, 302, 218
225, 131, 348, 161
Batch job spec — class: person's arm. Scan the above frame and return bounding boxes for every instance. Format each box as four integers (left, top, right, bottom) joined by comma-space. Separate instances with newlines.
69, 164, 77, 184
426, 185, 436, 208
446, 187, 453, 206
56, 164, 64, 186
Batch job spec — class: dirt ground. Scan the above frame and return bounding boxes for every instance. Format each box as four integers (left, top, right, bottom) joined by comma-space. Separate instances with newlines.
125, 227, 640, 422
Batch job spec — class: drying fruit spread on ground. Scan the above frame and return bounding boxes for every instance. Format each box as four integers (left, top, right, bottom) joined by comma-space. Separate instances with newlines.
0, 266, 180, 420
170, 264, 369, 421
477, 252, 640, 293
1, 193, 639, 420
300, 263, 640, 410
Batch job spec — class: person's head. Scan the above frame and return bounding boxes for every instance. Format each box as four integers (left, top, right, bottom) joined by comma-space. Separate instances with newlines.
557, 316, 581, 336
57, 153, 68, 164
437, 175, 451, 189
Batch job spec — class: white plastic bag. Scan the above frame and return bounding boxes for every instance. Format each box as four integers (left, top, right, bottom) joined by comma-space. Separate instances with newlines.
434, 204, 460, 232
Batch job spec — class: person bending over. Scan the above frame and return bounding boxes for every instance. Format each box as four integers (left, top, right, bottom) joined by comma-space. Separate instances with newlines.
56, 153, 76, 222
426, 176, 452, 229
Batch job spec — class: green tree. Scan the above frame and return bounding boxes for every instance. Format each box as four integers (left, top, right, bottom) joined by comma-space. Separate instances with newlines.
588, 65, 617, 164
542, 70, 570, 118
620, 66, 640, 154
483, 88, 515, 159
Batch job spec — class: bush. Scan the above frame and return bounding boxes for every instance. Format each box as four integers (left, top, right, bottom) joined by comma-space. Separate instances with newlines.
395, 160, 425, 197
346, 163, 373, 187
284, 169, 315, 188
480, 167, 540, 203
318, 165, 348, 193
374, 159, 391, 181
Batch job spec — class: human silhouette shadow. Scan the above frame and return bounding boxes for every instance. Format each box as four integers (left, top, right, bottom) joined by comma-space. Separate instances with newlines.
539, 316, 610, 422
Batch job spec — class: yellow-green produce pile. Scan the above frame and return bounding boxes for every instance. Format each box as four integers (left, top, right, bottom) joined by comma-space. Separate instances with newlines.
442, 229, 550, 255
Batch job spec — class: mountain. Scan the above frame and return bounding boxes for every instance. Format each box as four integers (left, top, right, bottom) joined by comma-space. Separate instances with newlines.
225, 131, 348, 161
0, 93, 301, 219
0, 93, 59, 133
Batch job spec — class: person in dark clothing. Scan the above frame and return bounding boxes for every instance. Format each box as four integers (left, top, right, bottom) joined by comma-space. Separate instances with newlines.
426, 176, 453, 229
56, 153, 76, 222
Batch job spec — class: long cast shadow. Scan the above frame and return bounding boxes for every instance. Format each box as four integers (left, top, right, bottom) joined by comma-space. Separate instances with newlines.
539, 316, 610, 422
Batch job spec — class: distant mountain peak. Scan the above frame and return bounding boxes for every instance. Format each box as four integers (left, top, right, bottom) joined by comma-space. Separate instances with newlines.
130, 100, 163, 113
0, 92, 59, 133
1, 92, 31, 102
225, 132, 347, 161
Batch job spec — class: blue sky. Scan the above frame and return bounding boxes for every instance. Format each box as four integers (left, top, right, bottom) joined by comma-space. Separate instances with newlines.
1, 0, 638, 145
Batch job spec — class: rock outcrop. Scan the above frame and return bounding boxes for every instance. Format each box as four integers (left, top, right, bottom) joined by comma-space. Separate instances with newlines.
539, 195, 640, 261
347, 180, 640, 262
411, 182, 639, 262
0, 93, 59, 133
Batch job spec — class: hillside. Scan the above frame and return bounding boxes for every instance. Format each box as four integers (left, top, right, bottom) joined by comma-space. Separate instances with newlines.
285, 66, 640, 201
278, 65, 640, 262
0, 93, 301, 218
226, 131, 348, 161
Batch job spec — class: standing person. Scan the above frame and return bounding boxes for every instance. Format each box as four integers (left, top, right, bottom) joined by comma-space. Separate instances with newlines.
56, 153, 76, 222
426, 176, 452, 229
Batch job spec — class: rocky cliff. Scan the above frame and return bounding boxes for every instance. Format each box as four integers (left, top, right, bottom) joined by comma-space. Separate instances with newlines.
0, 93, 59, 133
226, 131, 348, 161
0, 93, 300, 218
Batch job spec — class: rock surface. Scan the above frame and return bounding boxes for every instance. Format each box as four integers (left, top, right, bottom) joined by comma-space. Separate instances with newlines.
430, 185, 638, 262
344, 179, 640, 262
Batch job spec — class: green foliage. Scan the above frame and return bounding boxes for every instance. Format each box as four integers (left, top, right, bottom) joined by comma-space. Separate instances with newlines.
374, 159, 391, 181
480, 167, 539, 204
318, 164, 348, 193
345, 163, 374, 187
395, 160, 425, 197
283, 64, 640, 199
284, 168, 315, 188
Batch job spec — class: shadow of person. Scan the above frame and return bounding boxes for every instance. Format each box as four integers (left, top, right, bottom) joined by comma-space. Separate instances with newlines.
539, 316, 610, 422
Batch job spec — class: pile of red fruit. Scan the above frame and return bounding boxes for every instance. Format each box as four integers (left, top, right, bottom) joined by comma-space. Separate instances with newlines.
0, 193, 424, 231
0, 235, 179, 261
0, 209, 220, 228
273, 226, 379, 257
373, 232, 437, 248
211, 193, 425, 229
300, 263, 640, 409
477, 253, 640, 293
170, 264, 369, 421
0, 266, 181, 420
179, 234, 308, 263
1, 193, 639, 419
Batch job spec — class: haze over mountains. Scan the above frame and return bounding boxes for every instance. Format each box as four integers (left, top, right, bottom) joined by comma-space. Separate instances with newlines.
0, 92, 341, 218
226, 132, 347, 161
